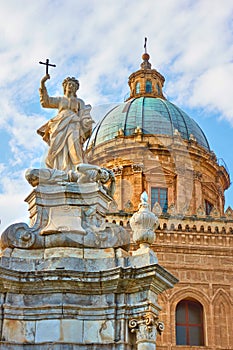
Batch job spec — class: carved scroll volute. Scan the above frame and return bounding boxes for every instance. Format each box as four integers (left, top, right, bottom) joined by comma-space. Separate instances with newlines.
129, 313, 164, 347
1, 223, 36, 249
129, 318, 139, 333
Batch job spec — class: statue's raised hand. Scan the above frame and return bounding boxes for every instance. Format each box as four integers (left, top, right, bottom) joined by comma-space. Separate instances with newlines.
40, 74, 50, 87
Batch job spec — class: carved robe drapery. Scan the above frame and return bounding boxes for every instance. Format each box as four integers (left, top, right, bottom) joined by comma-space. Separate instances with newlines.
37, 87, 93, 171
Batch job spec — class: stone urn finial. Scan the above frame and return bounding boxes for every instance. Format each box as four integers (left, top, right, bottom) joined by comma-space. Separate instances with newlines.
130, 191, 158, 247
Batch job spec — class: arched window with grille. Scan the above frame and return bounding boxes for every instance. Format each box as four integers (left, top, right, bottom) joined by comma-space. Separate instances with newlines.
135, 82, 140, 94
145, 80, 152, 92
176, 299, 204, 346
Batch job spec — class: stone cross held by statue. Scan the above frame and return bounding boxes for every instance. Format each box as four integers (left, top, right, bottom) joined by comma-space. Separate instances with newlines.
39, 58, 56, 75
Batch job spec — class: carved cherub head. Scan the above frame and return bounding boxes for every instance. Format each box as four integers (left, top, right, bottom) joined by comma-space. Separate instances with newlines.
98, 168, 113, 184
25, 169, 40, 187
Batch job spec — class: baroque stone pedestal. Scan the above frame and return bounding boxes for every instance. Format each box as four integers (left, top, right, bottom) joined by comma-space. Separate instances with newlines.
0, 246, 177, 349
0, 181, 178, 349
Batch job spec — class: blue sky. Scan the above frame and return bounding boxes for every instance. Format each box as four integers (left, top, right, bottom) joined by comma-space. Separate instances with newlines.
0, 0, 233, 231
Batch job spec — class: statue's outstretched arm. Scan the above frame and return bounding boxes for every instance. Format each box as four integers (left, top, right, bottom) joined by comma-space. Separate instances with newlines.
39, 74, 59, 109
40, 74, 50, 88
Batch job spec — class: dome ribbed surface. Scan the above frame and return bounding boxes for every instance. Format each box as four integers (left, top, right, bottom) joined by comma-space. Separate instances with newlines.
88, 97, 210, 151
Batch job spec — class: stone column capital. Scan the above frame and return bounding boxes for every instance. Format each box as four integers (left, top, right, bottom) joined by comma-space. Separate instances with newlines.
129, 313, 164, 347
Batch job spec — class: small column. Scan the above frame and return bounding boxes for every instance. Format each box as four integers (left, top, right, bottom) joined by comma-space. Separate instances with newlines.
193, 170, 203, 214
131, 163, 144, 210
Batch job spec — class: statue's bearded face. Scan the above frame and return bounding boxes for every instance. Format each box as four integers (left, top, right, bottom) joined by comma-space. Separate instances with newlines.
65, 81, 78, 96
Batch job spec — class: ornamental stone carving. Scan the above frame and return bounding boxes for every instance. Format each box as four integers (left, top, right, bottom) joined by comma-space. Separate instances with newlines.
112, 166, 123, 176
131, 163, 143, 173
209, 206, 220, 217
129, 313, 164, 348
225, 206, 233, 218
0, 177, 129, 250
167, 203, 176, 215
152, 202, 162, 216
197, 205, 206, 217
117, 128, 124, 136
189, 133, 197, 142
25, 163, 116, 198
124, 200, 134, 212
130, 192, 158, 246
193, 170, 202, 181
134, 126, 143, 134
1, 223, 36, 249
108, 200, 119, 212
173, 129, 183, 145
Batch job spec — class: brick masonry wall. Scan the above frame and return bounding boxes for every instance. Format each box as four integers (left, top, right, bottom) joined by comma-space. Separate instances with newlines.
153, 229, 233, 349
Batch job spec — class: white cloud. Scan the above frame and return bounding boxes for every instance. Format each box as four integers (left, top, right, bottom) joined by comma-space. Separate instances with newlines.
0, 0, 232, 116
0, 173, 30, 231
0, 0, 233, 230
189, 63, 233, 123
0, 192, 29, 232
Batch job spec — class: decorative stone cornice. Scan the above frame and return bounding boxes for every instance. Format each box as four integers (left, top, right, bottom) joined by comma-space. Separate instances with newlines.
154, 230, 233, 251
0, 260, 178, 295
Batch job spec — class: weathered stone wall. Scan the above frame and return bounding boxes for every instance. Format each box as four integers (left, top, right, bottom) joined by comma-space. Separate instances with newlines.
0, 245, 177, 349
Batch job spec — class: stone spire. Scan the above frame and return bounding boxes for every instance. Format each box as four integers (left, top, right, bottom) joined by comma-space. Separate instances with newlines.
126, 38, 165, 101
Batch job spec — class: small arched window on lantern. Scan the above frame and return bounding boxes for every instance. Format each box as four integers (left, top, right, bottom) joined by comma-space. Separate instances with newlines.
145, 80, 152, 93
176, 299, 204, 346
135, 82, 140, 94
157, 83, 161, 95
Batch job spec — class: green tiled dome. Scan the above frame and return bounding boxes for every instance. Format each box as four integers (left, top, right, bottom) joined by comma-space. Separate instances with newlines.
88, 97, 210, 151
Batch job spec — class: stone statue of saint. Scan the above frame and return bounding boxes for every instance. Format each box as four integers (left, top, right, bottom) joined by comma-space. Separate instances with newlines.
37, 74, 94, 171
